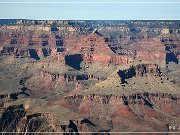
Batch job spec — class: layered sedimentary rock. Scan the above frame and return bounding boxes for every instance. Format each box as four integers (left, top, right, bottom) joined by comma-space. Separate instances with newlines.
0, 20, 180, 133
1, 20, 179, 66
130, 38, 166, 65
61, 92, 180, 132
65, 31, 133, 65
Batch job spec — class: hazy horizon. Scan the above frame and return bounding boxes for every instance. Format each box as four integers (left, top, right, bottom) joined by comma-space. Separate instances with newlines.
0, 0, 180, 20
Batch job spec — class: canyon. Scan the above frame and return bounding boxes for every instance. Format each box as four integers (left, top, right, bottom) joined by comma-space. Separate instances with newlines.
0, 20, 180, 134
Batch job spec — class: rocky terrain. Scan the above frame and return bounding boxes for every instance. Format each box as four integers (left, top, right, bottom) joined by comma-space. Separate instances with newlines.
0, 20, 180, 134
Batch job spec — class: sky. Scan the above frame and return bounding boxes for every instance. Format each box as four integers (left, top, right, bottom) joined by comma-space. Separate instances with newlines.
0, 0, 180, 20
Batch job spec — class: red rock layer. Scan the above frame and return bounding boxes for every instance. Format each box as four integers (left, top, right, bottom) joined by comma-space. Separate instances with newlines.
66, 32, 133, 65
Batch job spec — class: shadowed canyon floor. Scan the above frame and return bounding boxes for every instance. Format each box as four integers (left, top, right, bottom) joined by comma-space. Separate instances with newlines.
0, 20, 180, 134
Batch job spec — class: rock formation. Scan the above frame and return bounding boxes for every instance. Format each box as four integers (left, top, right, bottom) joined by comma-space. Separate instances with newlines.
0, 20, 180, 133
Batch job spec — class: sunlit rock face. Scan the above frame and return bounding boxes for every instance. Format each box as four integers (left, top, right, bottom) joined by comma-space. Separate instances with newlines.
0, 20, 180, 133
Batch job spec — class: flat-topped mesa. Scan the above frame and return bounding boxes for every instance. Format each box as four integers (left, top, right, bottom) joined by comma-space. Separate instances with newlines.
68, 31, 133, 65
131, 38, 166, 65
0, 30, 67, 61
0, 30, 57, 48
0, 20, 82, 37
118, 63, 162, 84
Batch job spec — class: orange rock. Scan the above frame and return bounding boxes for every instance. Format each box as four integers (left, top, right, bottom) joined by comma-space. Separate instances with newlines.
79, 100, 93, 114
144, 106, 156, 117
118, 106, 135, 117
